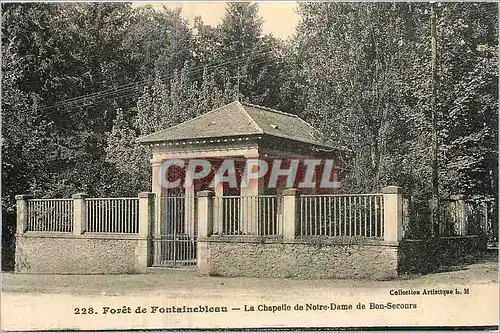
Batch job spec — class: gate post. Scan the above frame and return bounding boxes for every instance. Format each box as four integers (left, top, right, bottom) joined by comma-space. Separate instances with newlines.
138, 192, 155, 238
197, 190, 214, 238
138, 192, 155, 271
72, 193, 88, 235
382, 186, 403, 244
185, 185, 196, 238
282, 188, 300, 240
197, 190, 214, 275
15, 195, 32, 234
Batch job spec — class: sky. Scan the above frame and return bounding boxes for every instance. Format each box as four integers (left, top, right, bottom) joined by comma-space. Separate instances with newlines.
132, 2, 300, 39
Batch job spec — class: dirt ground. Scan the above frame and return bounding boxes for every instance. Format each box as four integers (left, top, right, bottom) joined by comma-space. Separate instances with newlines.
2, 251, 498, 296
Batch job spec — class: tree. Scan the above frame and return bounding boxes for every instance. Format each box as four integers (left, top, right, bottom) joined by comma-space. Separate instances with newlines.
1, 3, 142, 269
435, 3, 498, 198
219, 2, 263, 59
196, 67, 224, 113
296, 3, 423, 193
124, 5, 193, 82
1, 3, 142, 198
169, 62, 200, 122
292, 1, 498, 202
135, 77, 172, 134
192, 2, 286, 107
105, 109, 150, 196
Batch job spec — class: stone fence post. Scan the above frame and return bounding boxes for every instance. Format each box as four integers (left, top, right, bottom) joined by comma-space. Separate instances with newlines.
138, 192, 155, 238
450, 194, 466, 236
282, 188, 300, 240
197, 190, 214, 275
72, 193, 88, 235
15, 194, 32, 234
138, 192, 155, 271
197, 190, 214, 238
382, 186, 403, 244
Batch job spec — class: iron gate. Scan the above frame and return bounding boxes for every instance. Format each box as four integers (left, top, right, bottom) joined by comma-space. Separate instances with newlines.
151, 194, 197, 267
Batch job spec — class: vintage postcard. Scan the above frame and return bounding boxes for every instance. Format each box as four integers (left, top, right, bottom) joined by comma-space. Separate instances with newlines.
1, 1, 498, 331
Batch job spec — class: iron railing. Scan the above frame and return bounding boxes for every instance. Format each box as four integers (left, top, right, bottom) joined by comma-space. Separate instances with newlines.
152, 195, 197, 267
86, 198, 139, 233
26, 199, 73, 232
299, 194, 384, 238
151, 235, 197, 267
213, 195, 283, 236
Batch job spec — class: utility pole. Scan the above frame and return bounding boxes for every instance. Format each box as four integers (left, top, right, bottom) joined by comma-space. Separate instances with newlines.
230, 67, 247, 102
430, 2, 440, 236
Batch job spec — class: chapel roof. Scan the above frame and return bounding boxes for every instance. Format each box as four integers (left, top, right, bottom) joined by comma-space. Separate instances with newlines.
137, 101, 335, 149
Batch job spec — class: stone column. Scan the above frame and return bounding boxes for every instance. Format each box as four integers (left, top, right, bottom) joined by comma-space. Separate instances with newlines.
241, 152, 261, 235
213, 173, 224, 235
151, 160, 163, 239
138, 192, 155, 238
240, 156, 262, 235
15, 195, 32, 234
451, 194, 467, 235
151, 160, 163, 195
197, 190, 214, 275
382, 186, 403, 244
240, 178, 259, 235
138, 192, 155, 271
184, 185, 196, 237
197, 190, 214, 238
282, 188, 300, 240
72, 193, 88, 235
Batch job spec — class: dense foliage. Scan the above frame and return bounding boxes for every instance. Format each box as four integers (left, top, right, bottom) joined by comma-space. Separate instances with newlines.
2, 2, 498, 268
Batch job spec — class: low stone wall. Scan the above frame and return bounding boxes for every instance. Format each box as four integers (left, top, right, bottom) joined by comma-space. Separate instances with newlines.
199, 237, 399, 280
398, 235, 488, 274
15, 233, 148, 274
16, 233, 486, 276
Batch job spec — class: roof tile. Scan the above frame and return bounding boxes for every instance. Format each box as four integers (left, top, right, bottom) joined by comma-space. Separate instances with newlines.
138, 101, 333, 148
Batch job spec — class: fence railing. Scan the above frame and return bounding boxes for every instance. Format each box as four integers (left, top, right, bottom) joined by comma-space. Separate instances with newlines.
157, 195, 196, 236
402, 196, 496, 242
299, 194, 384, 238
26, 199, 74, 232
214, 195, 283, 236
151, 236, 197, 267
18, 186, 408, 245
441, 198, 494, 237
86, 198, 139, 233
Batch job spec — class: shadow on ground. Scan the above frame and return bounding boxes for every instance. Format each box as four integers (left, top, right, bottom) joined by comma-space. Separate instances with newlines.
434, 249, 498, 273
